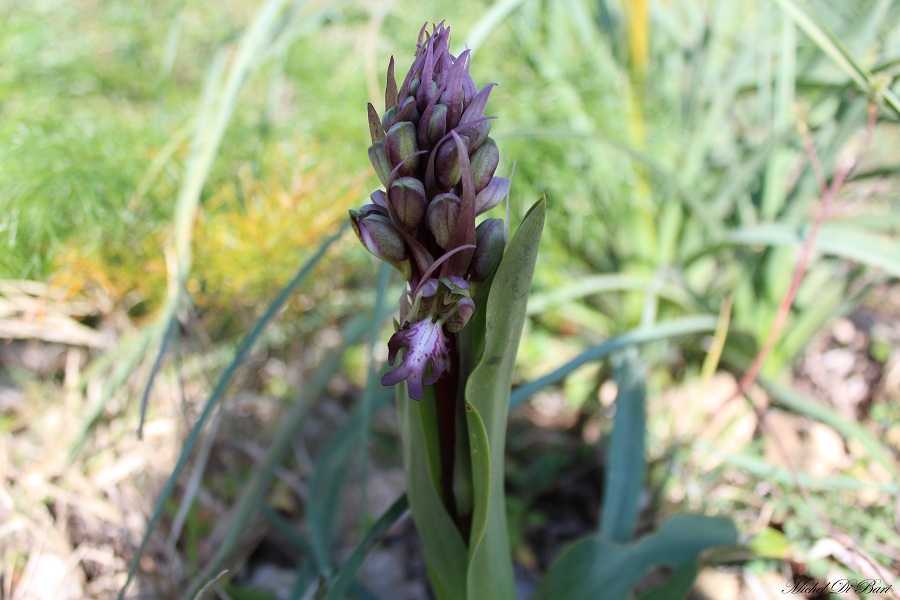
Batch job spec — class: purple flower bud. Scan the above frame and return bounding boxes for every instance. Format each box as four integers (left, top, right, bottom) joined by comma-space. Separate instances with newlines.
470, 137, 499, 193
457, 119, 491, 155
457, 84, 495, 152
370, 189, 388, 209
386, 121, 420, 177
350, 210, 411, 279
381, 317, 450, 400
397, 95, 419, 123
426, 192, 460, 249
388, 177, 426, 230
470, 218, 505, 281
417, 78, 440, 108
352, 23, 511, 400
368, 141, 392, 187
474, 176, 510, 215
439, 49, 470, 129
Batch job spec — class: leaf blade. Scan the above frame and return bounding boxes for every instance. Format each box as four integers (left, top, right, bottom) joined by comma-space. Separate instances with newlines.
463, 198, 546, 600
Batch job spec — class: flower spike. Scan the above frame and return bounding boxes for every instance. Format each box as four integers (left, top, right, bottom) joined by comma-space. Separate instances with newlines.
349, 22, 508, 399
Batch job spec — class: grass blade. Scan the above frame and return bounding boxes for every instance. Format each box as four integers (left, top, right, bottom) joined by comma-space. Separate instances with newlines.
181, 311, 376, 600
308, 387, 394, 572
724, 223, 900, 277
757, 377, 898, 480
510, 316, 718, 410
324, 494, 410, 600
774, 0, 900, 115
117, 224, 347, 600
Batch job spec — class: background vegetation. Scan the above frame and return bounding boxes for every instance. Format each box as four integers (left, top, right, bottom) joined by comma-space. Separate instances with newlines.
1, 0, 898, 598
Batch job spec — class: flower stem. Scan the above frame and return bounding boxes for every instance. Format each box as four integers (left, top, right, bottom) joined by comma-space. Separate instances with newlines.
435, 332, 460, 522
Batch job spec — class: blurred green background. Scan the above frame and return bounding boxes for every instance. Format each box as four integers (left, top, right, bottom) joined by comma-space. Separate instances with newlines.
1, 0, 899, 598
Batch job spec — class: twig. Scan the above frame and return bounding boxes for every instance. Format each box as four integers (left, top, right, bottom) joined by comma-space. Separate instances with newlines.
713, 102, 897, 597
735, 102, 877, 400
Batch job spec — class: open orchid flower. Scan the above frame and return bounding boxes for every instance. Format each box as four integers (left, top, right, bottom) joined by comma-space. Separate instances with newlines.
349, 22, 508, 400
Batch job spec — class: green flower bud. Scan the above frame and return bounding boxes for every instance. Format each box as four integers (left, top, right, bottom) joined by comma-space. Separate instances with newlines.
350, 210, 411, 279
388, 177, 426, 230
469, 137, 499, 193
470, 218, 505, 281
368, 141, 391, 187
386, 121, 420, 177
408, 76, 421, 98
382, 106, 399, 132
434, 139, 462, 190
426, 193, 461, 249
426, 104, 448, 146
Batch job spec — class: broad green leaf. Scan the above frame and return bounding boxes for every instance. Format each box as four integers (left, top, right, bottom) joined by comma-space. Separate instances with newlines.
463, 198, 545, 600
634, 561, 700, 600
600, 349, 646, 543
533, 514, 738, 600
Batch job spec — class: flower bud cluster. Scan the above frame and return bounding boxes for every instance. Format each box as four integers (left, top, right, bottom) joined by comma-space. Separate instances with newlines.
349, 22, 509, 399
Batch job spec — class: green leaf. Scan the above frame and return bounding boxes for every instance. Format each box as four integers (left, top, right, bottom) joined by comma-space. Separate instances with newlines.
397, 387, 468, 600
724, 223, 900, 277
749, 526, 790, 560
394, 200, 544, 600
773, 0, 900, 116
533, 514, 738, 600
600, 349, 646, 543
634, 561, 700, 600
462, 198, 545, 600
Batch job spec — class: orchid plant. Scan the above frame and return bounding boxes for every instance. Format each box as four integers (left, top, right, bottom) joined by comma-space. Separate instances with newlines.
350, 22, 544, 599
349, 23, 737, 600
